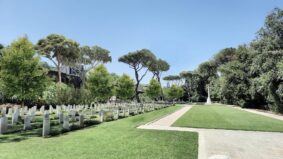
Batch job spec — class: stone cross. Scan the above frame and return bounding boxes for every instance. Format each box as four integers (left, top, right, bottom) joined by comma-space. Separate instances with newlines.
206, 85, 212, 105
42, 111, 50, 137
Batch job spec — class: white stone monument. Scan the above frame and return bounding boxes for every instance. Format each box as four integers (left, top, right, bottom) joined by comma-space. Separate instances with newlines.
0, 115, 8, 134
63, 115, 70, 130
42, 111, 50, 137
79, 114, 84, 127
206, 85, 212, 105
24, 115, 31, 130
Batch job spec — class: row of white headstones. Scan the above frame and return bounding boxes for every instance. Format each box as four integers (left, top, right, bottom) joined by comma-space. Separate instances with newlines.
0, 103, 170, 137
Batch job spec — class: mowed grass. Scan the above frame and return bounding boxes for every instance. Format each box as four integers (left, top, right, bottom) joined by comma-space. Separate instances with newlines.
173, 104, 283, 132
0, 106, 198, 159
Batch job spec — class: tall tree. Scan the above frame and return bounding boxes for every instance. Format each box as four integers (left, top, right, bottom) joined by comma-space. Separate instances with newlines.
35, 34, 80, 83
0, 37, 48, 106
166, 84, 184, 102
87, 64, 112, 102
118, 49, 156, 102
0, 44, 4, 60
145, 79, 162, 101
213, 48, 237, 66
251, 8, 283, 112
149, 59, 170, 99
70, 45, 111, 85
149, 59, 170, 83
163, 75, 182, 86
115, 74, 135, 101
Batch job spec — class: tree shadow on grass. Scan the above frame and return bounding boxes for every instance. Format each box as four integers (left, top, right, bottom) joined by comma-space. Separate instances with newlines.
0, 120, 101, 143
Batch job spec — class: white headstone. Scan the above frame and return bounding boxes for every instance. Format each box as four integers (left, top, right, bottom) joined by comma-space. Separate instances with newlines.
206, 85, 212, 105
42, 111, 50, 137
58, 111, 64, 124
63, 115, 70, 130
0, 115, 8, 134
99, 111, 104, 122
79, 115, 84, 127
23, 115, 31, 130
12, 110, 19, 125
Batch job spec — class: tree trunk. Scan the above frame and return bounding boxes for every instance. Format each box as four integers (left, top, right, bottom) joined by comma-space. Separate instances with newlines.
135, 82, 140, 103
157, 73, 164, 101
134, 67, 141, 103
58, 63, 62, 83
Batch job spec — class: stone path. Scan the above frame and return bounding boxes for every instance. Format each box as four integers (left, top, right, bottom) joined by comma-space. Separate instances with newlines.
138, 105, 283, 159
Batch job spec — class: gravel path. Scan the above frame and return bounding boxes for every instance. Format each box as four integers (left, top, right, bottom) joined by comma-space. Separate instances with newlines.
138, 105, 283, 159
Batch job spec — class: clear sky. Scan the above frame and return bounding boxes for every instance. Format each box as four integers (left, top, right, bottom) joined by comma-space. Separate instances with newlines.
0, 0, 282, 84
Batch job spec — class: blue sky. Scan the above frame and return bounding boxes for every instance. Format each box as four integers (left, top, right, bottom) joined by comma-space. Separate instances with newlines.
0, 0, 282, 84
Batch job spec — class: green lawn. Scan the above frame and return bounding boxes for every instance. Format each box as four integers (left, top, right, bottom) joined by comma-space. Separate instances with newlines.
173, 104, 283, 132
0, 106, 198, 159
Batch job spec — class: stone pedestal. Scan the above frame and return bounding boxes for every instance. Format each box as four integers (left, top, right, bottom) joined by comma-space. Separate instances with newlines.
206, 86, 212, 105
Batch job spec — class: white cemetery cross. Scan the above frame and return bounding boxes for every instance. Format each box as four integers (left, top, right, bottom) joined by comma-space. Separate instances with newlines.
42, 111, 50, 137
63, 115, 70, 130
0, 115, 8, 134
206, 85, 212, 105
23, 115, 31, 130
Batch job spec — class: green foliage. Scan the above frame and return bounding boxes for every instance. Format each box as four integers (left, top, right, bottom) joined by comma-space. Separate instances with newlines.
87, 64, 112, 102
166, 85, 184, 101
119, 49, 156, 102
180, 8, 283, 112
115, 74, 135, 100
35, 34, 80, 83
73, 45, 112, 86
0, 37, 48, 105
0, 43, 4, 60
145, 79, 162, 100
79, 46, 111, 68
43, 82, 92, 105
42, 82, 57, 104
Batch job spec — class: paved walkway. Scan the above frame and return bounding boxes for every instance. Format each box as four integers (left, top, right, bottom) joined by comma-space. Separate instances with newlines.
138, 105, 283, 159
